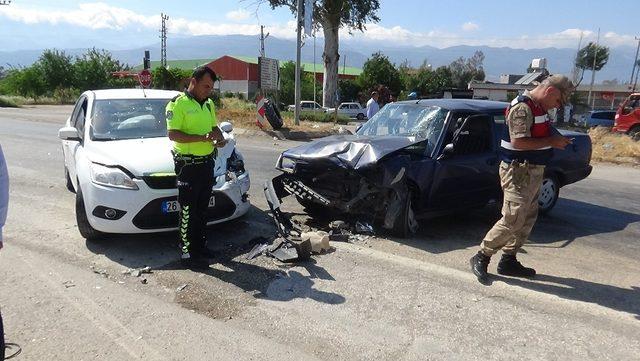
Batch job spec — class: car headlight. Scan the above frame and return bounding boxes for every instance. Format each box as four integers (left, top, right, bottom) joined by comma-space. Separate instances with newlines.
89, 163, 138, 190
280, 156, 296, 173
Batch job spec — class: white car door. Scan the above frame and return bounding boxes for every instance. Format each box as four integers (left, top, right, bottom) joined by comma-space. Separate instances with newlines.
63, 96, 89, 188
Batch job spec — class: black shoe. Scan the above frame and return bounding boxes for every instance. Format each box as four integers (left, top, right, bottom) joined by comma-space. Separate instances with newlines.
470, 251, 491, 284
497, 254, 536, 278
180, 254, 211, 270
197, 248, 217, 259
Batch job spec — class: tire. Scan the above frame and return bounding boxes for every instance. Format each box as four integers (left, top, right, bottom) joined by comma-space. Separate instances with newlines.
356, 113, 365, 120
75, 186, 104, 240
538, 174, 559, 214
629, 125, 640, 141
264, 100, 283, 130
65, 167, 76, 193
391, 189, 418, 238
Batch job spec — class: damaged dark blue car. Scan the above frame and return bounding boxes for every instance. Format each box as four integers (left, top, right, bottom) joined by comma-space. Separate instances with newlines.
268, 99, 593, 237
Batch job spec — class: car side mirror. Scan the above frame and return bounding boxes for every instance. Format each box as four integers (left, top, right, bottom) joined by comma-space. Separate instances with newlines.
219, 121, 233, 133
437, 143, 455, 160
58, 126, 81, 141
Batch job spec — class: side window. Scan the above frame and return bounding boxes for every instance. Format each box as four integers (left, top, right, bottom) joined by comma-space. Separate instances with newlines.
350, 104, 359, 109
72, 97, 88, 139
452, 114, 494, 155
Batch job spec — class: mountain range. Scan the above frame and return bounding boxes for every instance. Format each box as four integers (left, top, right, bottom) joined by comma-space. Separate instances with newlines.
0, 35, 637, 83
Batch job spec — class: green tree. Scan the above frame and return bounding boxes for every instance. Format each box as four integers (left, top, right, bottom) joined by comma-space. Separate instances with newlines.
152, 66, 191, 90
279, 61, 315, 107
74, 48, 128, 91
575, 42, 610, 84
36, 49, 75, 91
14, 67, 47, 101
338, 78, 362, 102
357, 52, 402, 96
266, 0, 380, 108
448, 51, 485, 89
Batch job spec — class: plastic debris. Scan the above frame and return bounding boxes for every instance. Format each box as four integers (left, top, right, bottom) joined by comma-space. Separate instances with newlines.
355, 221, 374, 235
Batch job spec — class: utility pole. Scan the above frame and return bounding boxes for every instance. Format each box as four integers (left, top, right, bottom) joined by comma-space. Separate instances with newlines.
587, 28, 600, 109
294, 0, 303, 125
260, 25, 270, 58
160, 13, 169, 68
631, 36, 640, 92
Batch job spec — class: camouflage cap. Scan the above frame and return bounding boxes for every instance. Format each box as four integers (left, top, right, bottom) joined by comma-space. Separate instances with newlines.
542, 74, 574, 105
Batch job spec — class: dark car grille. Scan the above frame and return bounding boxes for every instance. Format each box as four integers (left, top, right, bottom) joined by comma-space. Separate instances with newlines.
132, 191, 236, 229
293, 162, 365, 201
142, 175, 177, 189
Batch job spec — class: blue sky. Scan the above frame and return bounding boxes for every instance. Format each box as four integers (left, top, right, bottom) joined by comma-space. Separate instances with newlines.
1, 0, 638, 51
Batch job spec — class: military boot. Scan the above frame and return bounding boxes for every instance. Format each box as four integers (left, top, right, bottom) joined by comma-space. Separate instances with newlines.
497, 254, 536, 278
470, 251, 491, 284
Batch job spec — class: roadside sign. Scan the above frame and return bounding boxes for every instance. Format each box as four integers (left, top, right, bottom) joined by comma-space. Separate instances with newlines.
255, 96, 268, 128
138, 69, 152, 88
258, 57, 279, 91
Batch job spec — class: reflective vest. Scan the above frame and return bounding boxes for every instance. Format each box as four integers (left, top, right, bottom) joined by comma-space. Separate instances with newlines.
500, 95, 553, 165
166, 92, 218, 156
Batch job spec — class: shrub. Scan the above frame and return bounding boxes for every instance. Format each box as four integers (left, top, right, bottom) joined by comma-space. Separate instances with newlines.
0, 96, 19, 108
222, 91, 235, 98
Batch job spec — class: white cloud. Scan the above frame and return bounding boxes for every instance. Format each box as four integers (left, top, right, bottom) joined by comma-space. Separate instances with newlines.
0, 3, 157, 30
225, 9, 251, 22
462, 22, 479, 32
0, 3, 636, 50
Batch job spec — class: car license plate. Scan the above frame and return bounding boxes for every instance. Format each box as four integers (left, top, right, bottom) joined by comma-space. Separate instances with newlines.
161, 196, 215, 213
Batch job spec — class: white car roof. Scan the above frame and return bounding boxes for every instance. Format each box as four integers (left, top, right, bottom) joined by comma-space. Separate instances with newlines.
90, 89, 181, 100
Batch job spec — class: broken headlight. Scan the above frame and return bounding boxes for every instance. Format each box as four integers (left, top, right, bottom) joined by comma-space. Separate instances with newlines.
227, 150, 246, 176
278, 155, 296, 173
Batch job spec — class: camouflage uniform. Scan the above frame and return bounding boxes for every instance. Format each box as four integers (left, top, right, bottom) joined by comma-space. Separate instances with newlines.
481, 97, 548, 256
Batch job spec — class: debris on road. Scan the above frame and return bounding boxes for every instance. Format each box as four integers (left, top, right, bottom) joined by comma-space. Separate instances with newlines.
177, 284, 189, 292
355, 221, 374, 235
62, 280, 75, 288
122, 266, 153, 277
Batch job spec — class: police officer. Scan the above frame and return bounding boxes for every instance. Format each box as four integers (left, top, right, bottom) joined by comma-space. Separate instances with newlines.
470, 75, 574, 284
166, 66, 226, 269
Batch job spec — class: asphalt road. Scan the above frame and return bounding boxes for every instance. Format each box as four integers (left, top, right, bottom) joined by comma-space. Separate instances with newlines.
0, 105, 639, 360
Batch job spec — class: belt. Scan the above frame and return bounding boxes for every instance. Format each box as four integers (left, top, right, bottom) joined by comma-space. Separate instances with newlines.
172, 150, 216, 165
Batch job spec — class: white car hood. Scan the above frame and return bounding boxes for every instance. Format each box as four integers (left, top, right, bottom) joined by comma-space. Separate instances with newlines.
85, 136, 236, 177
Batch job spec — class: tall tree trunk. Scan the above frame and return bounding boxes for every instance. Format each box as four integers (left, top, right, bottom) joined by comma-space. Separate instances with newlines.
321, 16, 340, 108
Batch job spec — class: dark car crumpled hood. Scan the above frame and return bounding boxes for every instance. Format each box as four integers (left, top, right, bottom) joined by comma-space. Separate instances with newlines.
282, 134, 419, 169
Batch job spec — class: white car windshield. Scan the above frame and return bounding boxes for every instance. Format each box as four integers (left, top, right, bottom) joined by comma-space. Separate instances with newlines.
91, 98, 170, 140
356, 104, 447, 152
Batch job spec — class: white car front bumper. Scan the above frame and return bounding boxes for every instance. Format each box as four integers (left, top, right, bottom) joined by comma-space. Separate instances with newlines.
81, 172, 251, 234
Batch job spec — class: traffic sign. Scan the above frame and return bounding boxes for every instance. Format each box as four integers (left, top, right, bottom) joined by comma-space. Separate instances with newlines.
138, 69, 152, 88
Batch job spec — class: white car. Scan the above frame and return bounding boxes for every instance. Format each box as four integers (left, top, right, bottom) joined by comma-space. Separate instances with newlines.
58, 89, 250, 239
325, 102, 367, 120
287, 101, 326, 112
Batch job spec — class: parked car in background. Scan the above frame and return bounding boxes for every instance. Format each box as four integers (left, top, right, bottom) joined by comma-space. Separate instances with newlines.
579, 110, 616, 128
270, 99, 592, 237
58, 89, 250, 239
287, 101, 326, 112
613, 93, 640, 140
325, 102, 367, 120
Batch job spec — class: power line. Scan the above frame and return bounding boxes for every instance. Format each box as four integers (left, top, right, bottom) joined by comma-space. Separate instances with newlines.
160, 13, 169, 68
